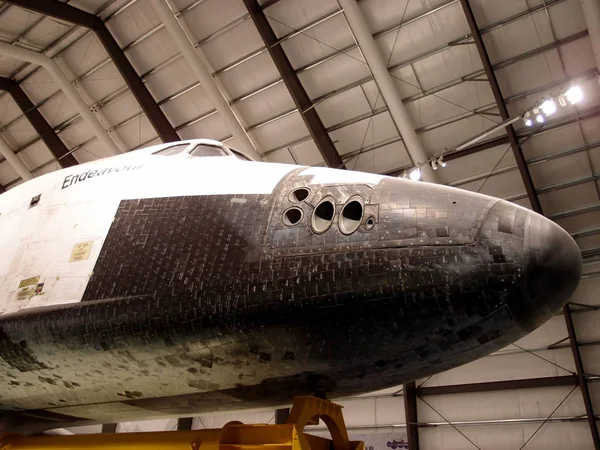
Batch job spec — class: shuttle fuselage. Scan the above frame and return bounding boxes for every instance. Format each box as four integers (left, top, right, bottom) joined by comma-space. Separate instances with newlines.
0, 140, 581, 432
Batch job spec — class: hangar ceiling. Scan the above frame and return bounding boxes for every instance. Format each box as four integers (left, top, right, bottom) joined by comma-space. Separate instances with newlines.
1, 0, 600, 448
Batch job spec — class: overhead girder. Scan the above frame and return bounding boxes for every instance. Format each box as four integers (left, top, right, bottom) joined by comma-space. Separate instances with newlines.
0, 76, 77, 169
242, 0, 345, 169
4, 0, 181, 144
459, 0, 542, 214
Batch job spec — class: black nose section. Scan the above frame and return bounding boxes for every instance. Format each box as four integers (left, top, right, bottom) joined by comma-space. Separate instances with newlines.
515, 210, 582, 330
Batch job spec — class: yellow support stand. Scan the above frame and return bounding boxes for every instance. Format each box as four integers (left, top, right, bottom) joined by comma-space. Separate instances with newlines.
0, 397, 364, 450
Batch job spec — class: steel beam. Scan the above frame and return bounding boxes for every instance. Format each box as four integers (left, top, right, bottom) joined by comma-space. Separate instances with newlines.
0, 77, 78, 168
417, 375, 577, 396
403, 382, 419, 450
101, 424, 117, 433
0, 183, 5, 194
5, 0, 180, 143
275, 408, 290, 424
242, 0, 345, 168
459, 0, 542, 214
177, 418, 193, 431
564, 304, 600, 449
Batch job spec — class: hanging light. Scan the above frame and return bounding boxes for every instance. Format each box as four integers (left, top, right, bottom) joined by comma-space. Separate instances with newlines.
439, 155, 447, 167
565, 86, 583, 104
431, 159, 438, 170
558, 95, 567, 107
409, 168, 422, 181
541, 99, 557, 116
536, 113, 545, 124
523, 111, 533, 127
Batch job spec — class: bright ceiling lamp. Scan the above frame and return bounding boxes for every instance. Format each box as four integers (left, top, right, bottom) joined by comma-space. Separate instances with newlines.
541, 99, 557, 116
536, 113, 545, 124
523, 111, 533, 127
565, 86, 583, 104
409, 168, 422, 181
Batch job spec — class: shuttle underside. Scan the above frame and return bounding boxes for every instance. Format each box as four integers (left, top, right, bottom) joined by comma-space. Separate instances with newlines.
0, 157, 581, 433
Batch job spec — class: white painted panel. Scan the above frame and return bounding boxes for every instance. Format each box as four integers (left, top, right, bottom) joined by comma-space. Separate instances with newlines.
522, 123, 585, 160
539, 182, 599, 216
329, 112, 399, 156
580, 116, 600, 143
116, 114, 158, 150
57, 33, 108, 80
0, 93, 23, 126
0, 159, 18, 185
571, 274, 600, 305
351, 141, 411, 174
420, 115, 490, 158
556, 210, 600, 234
36, 92, 80, 129
407, 82, 494, 129
290, 139, 324, 167
299, 47, 371, 99
573, 309, 600, 343
196, 409, 276, 428
558, 37, 596, 77
266, 0, 339, 37
101, 91, 143, 129
201, 20, 265, 72
421, 347, 575, 387
458, 169, 527, 200
181, 0, 247, 43
412, 44, 482, 92
233, 81, 294, 126
469, 0, 542, 27
160, 87, 216, 129
249, 110, 309, 151
124, 26, 180, 77
580, 345, 600, 378
2, 116, 38, 149
512, 314, 569, 350
419, 386, 584, 423
484, 10, 554, 63
78, 61, 127, 105
530, 152, 593, 189
438, 144, 516, 186
177, 111, 230, 141
360, 0, 451, 35
106, 0, 161, 47
264, 148, 296, 164
281, 15, 354, 70
72, 136, 118, 162
316, 86, 372, 128
18, 139, 54, 171
20, 67, 60, 105
420, 421, 593, 450
0, 7, 41, 43
547, 0, 587, 40
216, 52, 280, 100
379, 2, 469, 69
496, 49, 566, 98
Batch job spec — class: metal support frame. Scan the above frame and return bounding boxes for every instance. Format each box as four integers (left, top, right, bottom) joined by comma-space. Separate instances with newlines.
5, 0, 180, 143
403, 382, 419, 450
0, 76, 77, 169
101, 424, 117, 433
564, 303, 600, 449
338, 0, 436, 183
149, 0, 259, 160
242, 0, 345, 169
177, 418, 193, 431
276, 408, 291, 425
459, 0, 543, 214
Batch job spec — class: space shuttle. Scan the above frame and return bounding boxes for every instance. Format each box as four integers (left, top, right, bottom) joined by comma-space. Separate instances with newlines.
0, 139, 581, 433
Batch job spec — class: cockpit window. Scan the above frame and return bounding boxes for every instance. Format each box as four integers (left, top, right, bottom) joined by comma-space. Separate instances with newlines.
154, 144, 189, 156
189, 145, 226, 157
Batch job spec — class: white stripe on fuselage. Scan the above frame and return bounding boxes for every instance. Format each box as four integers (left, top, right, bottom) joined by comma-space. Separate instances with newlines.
0, 146, 296, 314
0, 141, 391, 315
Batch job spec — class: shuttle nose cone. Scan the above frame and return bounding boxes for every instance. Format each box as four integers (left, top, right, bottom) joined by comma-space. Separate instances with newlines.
514, 211, 581, 330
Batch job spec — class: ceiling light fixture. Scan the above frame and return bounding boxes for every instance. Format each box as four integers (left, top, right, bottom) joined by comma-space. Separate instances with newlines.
565, 86, 583, 105
409, 168, 422, 181
541, 99, 557, 116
